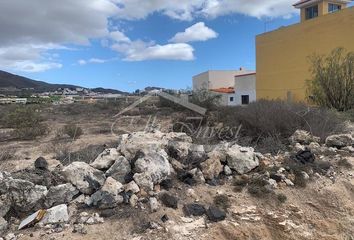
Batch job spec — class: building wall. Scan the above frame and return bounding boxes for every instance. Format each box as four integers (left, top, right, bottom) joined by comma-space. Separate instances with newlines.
256, 7, 354, 102
193, 71, 210, 90
192, 70, 253, 91
234, 74, 257, 105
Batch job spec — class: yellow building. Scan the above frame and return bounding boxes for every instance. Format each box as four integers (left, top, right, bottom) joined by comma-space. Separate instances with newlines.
256, 0, 354, 102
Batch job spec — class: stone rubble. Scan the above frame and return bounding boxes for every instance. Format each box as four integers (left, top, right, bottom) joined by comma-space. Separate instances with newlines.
0, 129, 352, 238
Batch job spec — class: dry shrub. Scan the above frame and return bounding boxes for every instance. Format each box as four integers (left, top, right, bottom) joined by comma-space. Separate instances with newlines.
49, 142, 117, 166
213, 194, 231, 211
233, 177, 249, 192
338, 158, 352, 169
277, 193, 287, 203
190, 89, 221, 110
3, 106, 48, 140
0, 147, 13, 161
62, 124, 83, 140
247, 178, 273, 197
215, 100, 344, 153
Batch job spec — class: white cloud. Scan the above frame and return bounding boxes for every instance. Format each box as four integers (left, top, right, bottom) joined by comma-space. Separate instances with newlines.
0, 0, 118, 72
200, 0, 296, 19
0, 44, 63, 72
170, 22, 218, 43
113, 0, 205, 21
11, 62, 63, 73
78, 58, 111, 65
110, 33, 195, 61
122, 43, 194, 61
113, 0, 297, 20
109, 31, 131, 43
78, 60, 87, 65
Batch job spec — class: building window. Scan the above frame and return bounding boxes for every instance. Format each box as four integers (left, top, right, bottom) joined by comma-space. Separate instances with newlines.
241, 95, 249, 105
229, 97, 234, 102
328, 3, 341, 13
305, 5, 319, 19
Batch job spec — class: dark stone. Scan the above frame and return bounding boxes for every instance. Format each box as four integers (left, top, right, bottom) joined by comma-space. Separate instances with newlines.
161, 214, 169, 223
270, 173, 282, 182
183, 204, 206, 216
294, 149, 315, 164
159, 193, 178, 209
34, 157, 48, 170
124, 172, 134, 184
84, 175, 102, 192
100, 209, 117, 218
206, 206, 226, 222
177, 171, 196, 186
160, 179, 173, 191
121, 191, 133, 204
11, 168, 65, 188
206, 178, 219, 186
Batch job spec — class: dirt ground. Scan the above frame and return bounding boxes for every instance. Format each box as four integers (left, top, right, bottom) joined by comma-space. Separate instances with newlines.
13, 159, 354, 240
0, 102, 353, 240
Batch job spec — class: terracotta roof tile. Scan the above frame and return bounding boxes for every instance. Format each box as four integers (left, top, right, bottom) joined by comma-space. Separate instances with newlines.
210, 87, 235, 94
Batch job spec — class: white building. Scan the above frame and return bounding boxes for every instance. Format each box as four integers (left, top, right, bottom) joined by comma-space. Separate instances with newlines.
233, 72, 256, 106
192, 69, 256, 106
192, 69, 253, 90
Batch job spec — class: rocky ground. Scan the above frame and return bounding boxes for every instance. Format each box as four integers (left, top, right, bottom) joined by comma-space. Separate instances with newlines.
0, 128, 353, 240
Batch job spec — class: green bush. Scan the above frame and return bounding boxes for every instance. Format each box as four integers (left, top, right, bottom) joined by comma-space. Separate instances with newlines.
3, 106, 48, 140
307, 48, 354, 111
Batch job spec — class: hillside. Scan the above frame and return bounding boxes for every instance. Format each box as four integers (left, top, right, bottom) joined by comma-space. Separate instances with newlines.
0, 70, 125, 94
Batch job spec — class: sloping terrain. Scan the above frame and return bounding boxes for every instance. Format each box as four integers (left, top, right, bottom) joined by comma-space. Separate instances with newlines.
0, 70, 126, 94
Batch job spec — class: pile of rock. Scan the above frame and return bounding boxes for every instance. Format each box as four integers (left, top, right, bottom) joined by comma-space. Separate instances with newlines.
0, 130, 264, 237
289, 130, 353, 153
6, 129, 351, 237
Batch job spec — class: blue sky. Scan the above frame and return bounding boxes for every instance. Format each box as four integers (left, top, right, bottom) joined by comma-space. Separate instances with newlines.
1, 0, 349, 92
28, 15, 297, 92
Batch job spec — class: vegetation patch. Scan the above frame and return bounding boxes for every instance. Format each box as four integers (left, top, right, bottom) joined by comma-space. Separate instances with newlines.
277, 193, 287, 203
3, 106, 48, 140
62, 124, 84, 140
213, 194, 231, 212
338, 158, 352, 169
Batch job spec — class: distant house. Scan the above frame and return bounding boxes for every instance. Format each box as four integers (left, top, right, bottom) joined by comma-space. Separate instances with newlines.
0, 98, 27, 105
192, 69, 256, 106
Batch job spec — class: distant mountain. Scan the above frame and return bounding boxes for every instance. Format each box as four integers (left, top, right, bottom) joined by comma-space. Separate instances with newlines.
144, 86, 165, 91
0, 70, 126, 94
90, 87, 125, 94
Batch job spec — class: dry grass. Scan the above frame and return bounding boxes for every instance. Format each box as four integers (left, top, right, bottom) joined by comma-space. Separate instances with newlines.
0, 147, 14, 161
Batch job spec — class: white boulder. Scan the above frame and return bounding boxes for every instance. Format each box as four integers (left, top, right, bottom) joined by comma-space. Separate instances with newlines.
61, 162, 106, 195
40, 204, 69, 224
90, 148, 120, 170
133, 150, 170, 191
226, 145, 259, 174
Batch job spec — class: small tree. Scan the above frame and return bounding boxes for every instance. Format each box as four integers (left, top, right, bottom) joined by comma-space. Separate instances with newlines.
307, 48, 354, 111
190, 89, 222, 110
